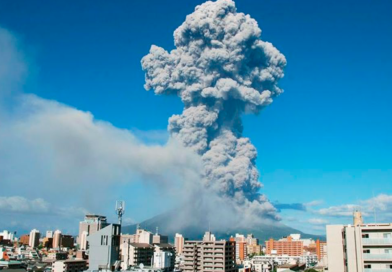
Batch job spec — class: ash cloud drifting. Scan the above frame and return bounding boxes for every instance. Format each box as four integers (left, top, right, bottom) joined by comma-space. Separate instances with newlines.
142, 0, 286, 224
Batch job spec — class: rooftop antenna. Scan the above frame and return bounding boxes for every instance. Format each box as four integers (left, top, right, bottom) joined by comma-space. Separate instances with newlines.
115, 200, 125, 226
156, 227, 159, 235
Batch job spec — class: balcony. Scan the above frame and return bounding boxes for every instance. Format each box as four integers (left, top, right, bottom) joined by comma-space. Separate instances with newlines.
364, 270, 392, 272
363, 253, 392, 261
362, 238, 392, 245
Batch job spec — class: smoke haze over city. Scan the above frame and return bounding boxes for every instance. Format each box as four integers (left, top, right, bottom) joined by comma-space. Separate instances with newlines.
0, 0, 392, 237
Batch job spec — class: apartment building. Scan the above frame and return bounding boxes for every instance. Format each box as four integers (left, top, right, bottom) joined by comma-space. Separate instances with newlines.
327, 211, 392, 272
78, 214, 107, 250
120, 242, 154, 268
265, 236, 303, 256
52, 259, 87, 272
183, 235, 236, 272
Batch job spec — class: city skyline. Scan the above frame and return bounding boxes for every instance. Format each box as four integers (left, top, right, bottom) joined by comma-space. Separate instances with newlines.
0, 0, 392, 236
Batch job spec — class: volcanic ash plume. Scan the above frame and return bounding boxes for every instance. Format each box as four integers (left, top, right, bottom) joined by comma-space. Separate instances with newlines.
142, 0, 286, 222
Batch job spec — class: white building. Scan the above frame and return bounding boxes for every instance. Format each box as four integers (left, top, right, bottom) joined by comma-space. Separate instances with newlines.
79, 231, 88, 250
327, 211, 392, 272
0, 230, 15, 241
153, 251, 172, 270
46, 231, 53, 238
29, 229, 40, 248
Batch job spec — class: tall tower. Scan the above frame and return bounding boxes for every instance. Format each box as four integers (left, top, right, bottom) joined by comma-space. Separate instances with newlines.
353, 210, 363, 226
115, 200, 125, 226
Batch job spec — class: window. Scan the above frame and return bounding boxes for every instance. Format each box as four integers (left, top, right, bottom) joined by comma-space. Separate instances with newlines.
383, 233, 391, 239
362, 234, 369, 238
364, 265, 371, 268
363, 249, 370, 254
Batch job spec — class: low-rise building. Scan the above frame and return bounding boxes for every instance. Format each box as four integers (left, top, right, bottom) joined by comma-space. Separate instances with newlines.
52, 259, 87, 272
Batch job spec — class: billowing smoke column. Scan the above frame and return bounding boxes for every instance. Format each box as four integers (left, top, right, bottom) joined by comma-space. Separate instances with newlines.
142, 0, 286, 221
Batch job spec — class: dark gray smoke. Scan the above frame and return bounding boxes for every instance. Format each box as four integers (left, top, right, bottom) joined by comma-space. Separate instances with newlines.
142, 0, 286, 222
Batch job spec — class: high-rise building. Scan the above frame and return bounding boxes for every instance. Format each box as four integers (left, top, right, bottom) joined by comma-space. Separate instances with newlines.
78, 214, 107, 248
202, 231, 216, 242
265, 236, 303, 256
53, 230, 62, 249
327, 211, 392, 272
46, 231, 54, 239
174, 233, 185, 255
183, 233, 236, 272
87, 224, 121, 271
79, 231, 88, 251
315, 239, 327, 261
230, 234, 248, 262
29, 229, 40, 248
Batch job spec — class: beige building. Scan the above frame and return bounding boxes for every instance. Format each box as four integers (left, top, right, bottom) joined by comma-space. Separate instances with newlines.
78, 214, 107, 250
174, 233, 185, 255
53, 230, 62, 249
183, 233, 236, 272
327, 211, 392, 272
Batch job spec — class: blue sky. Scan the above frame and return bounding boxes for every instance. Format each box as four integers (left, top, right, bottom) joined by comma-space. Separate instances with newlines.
0, 0, 391, 235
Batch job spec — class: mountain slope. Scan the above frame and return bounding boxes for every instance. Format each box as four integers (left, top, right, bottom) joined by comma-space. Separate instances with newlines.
122, 210, 324, 243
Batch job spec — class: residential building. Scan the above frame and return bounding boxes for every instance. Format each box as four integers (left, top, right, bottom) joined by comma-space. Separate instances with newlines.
0, 231, 14, 241
61, 235, 74, 248
202, 231, 216, 242
183, 233, 236, 272
174, 233, 185, 255
78, 214, 107, 248
29, 229, 40, 248
315, 239, 327, 261
46, 231, 54, 239
52, 259, 87, 272
265, 236, 303, 256
153, 251, 173, 271
154, 244, 176, 271
42, 237, 53, 248
87, 224, 121, 271
79, 231, 88, 251
19, 235, 29, 245
120, 243, 154, 269
53, 230, 62, 249
327, 211, 392, 272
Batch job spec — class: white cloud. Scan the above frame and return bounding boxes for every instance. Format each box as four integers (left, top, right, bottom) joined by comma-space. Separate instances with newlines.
0, 196, 50, 214
311, 194, 392, 222
308, 218, 329, 225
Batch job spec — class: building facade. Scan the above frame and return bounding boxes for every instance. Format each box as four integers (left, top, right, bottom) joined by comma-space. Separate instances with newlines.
327, 221, 392, 272
52, 259, 87, 272
265, 236, 303, 256
78, 214, 107, 250
183, 237, 236, 272
29, 229, 40, 248
174, 233, 185, 255
87, 224, 121, 271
